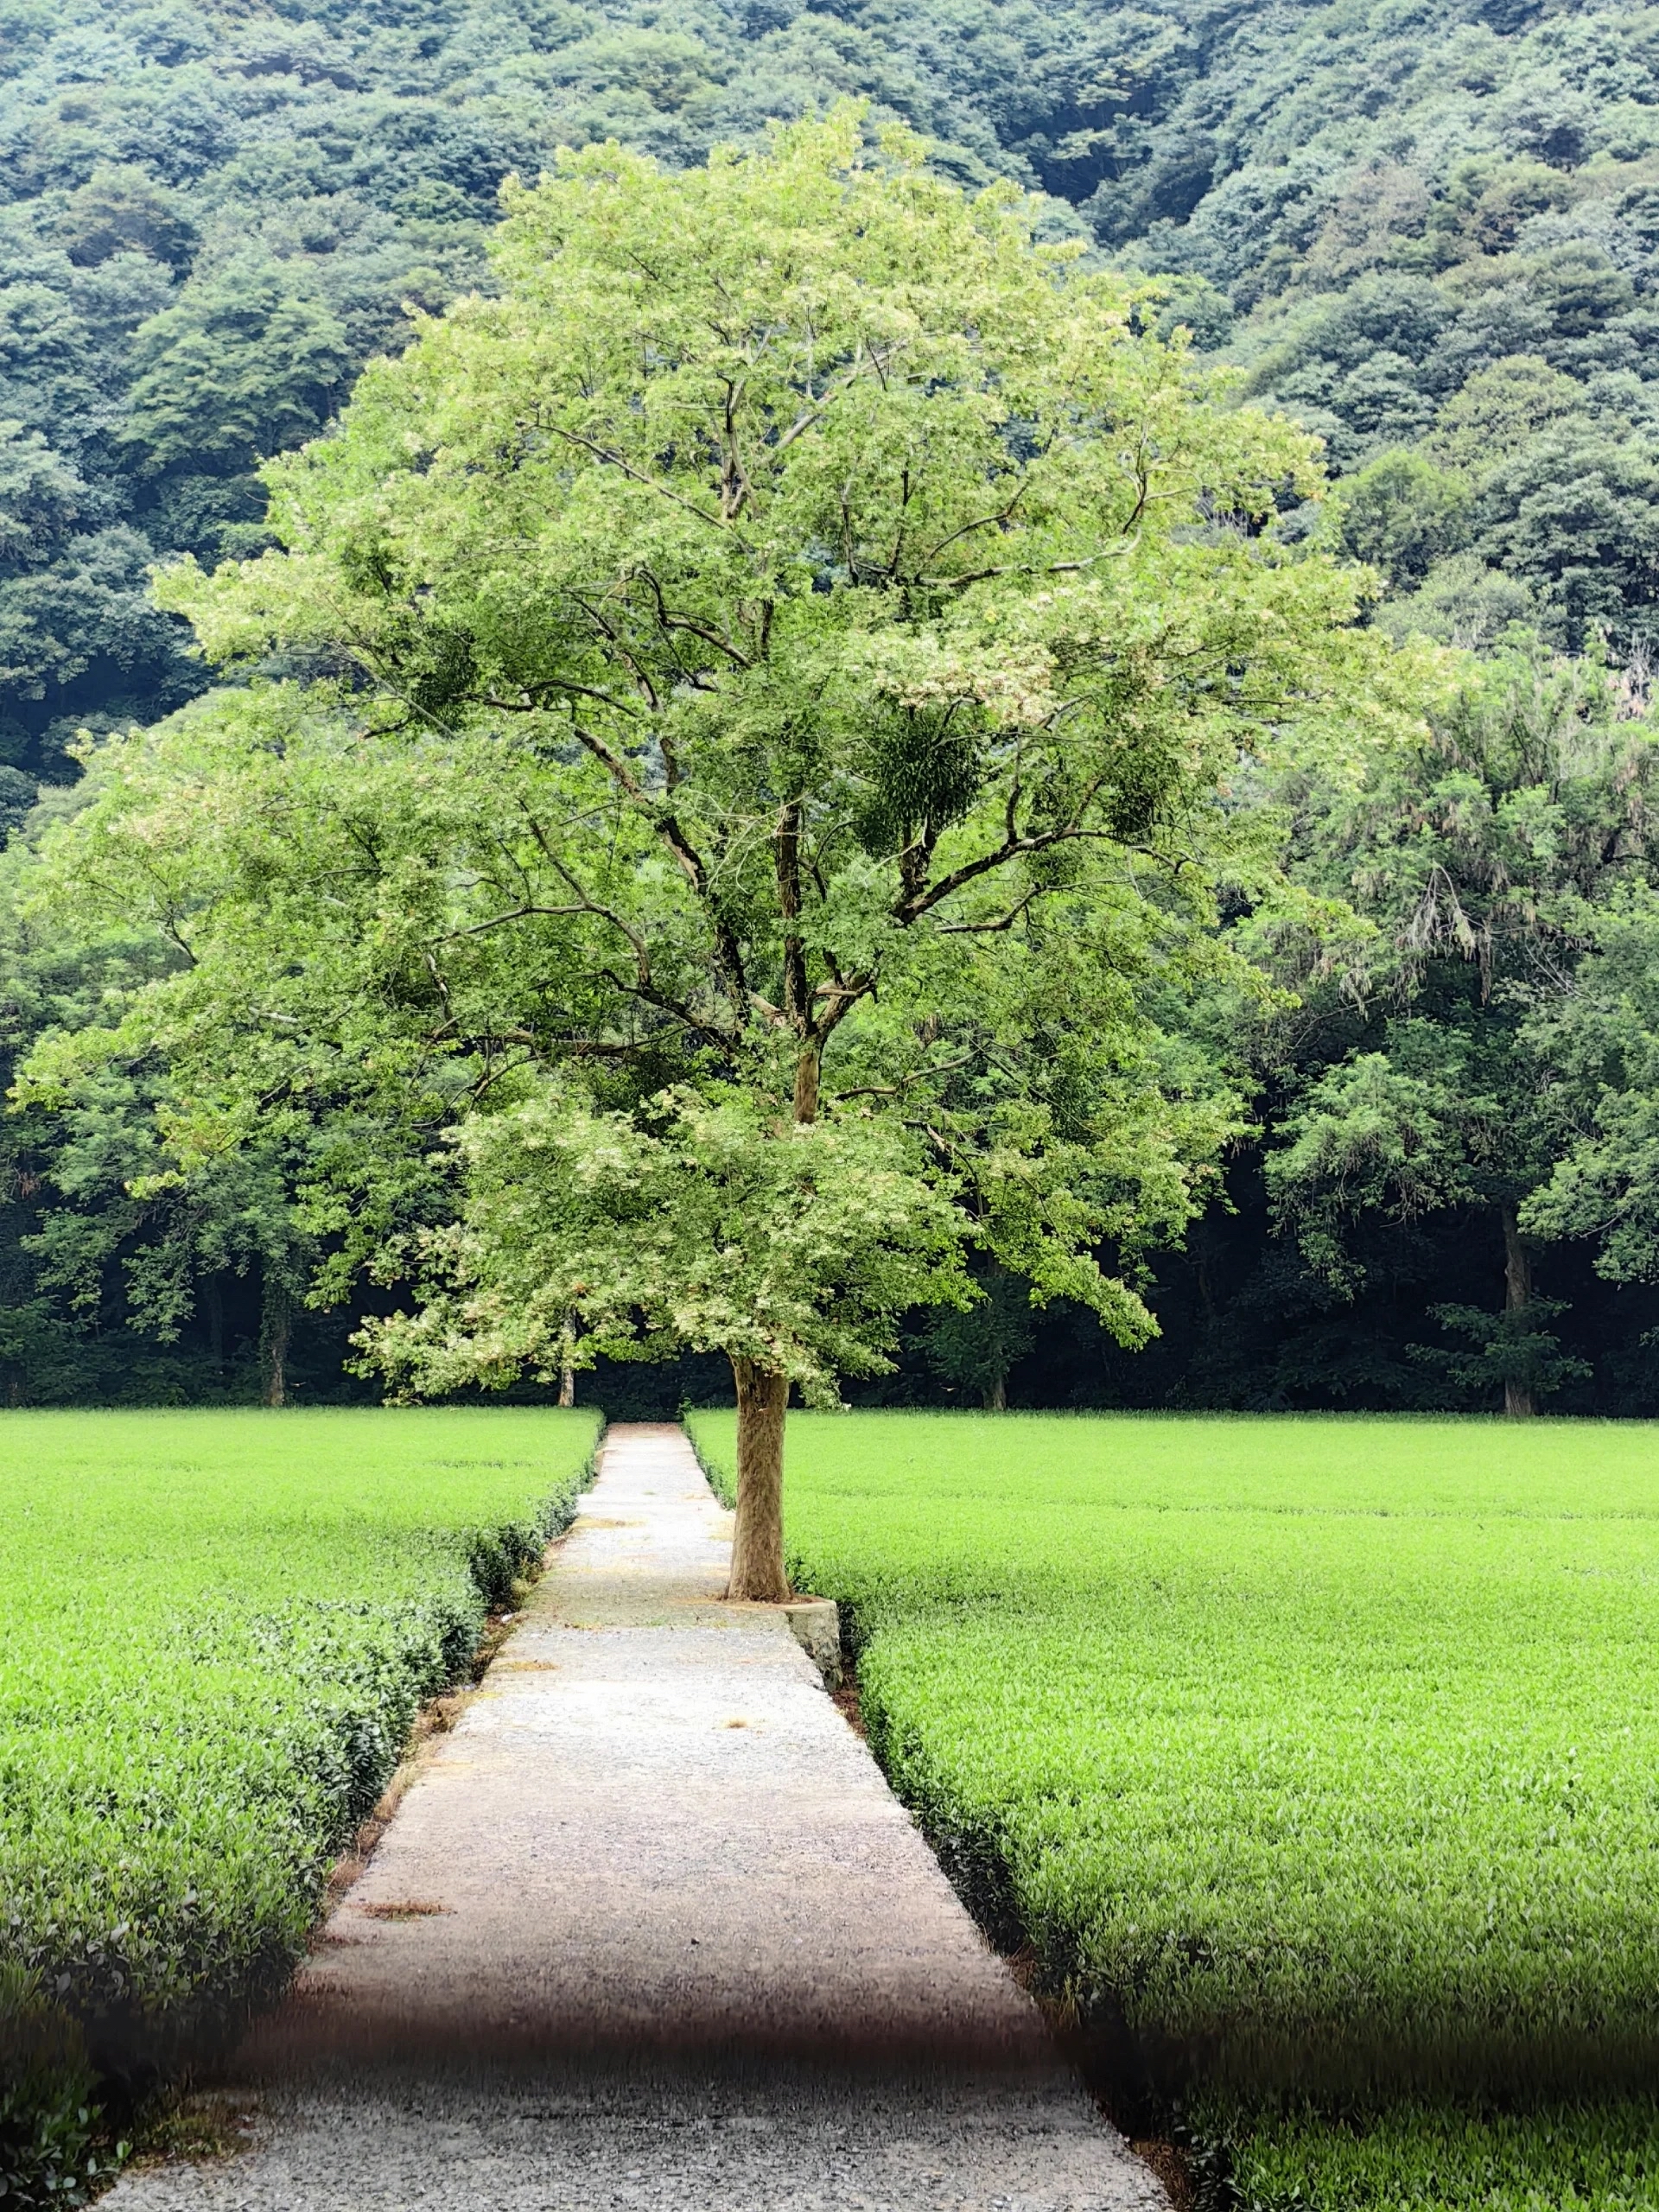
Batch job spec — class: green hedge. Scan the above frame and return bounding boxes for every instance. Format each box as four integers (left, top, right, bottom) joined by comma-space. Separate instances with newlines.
1, 1408, 601, 2203
689, 1410, 1659, 2209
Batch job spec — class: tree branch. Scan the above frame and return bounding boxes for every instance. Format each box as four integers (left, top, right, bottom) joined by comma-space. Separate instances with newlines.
777, 799, 810, 1040
831, 1050, 979, 1103
936, 887, 1041, 934
893, 808, 1115, 927
543, 423, 727, 529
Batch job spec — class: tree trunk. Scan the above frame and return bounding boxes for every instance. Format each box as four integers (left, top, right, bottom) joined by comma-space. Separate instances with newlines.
1502, 1205, 1534, 1420
261, 1275, 290, 1410
985, 1372, 1007, 1412
793, 1046, 820, 1125
558, 1320, 575, 1408
728, 1036, 816, 1600
728, 1357, 790, 1601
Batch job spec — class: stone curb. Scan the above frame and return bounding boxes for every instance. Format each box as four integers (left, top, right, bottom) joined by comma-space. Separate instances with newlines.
782, 1596, 842, 1688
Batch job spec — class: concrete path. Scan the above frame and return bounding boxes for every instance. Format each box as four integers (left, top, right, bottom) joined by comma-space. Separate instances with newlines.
109, 1425, 1164, 2212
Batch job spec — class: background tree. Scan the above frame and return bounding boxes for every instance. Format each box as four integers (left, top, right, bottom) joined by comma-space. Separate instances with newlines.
0, 0, 1652, 779
25, 116, 1409, 1586
920, 1265, 1036, 1410
0, 788, 327, 1404
1256, 645, 1659, 1414
1521, 882, 1659, 1281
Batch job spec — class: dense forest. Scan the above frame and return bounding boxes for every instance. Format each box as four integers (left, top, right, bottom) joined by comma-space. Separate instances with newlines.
3, 0, 1659, 1411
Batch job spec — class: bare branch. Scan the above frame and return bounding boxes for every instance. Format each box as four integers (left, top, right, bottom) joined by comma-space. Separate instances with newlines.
720, 377, 755, 521
772, 353, 892, 455
777, 799, 810, 1041
813, 971, 875, 1041
916, 491, 1027, 572
481, 679, 639, 718
893, 810, 1117, 927
633, 568, 752, 669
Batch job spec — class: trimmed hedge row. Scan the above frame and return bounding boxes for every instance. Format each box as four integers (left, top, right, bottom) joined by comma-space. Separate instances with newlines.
688, 1409, 1659, 2209
1, 1408, 601, 2204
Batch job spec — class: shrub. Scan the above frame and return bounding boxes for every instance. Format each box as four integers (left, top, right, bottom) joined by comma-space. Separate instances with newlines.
0, 1407, 600, 2199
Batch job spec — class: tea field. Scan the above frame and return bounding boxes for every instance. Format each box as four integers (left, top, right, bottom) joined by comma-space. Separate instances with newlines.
0, 1407, 600, 2202
689, 1410, 1659, 2210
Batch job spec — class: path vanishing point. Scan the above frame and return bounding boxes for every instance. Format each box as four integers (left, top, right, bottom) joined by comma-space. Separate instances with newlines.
109, 1423, 1167, 2211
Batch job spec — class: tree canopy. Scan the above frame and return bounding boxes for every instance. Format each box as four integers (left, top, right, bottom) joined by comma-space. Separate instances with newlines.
18, 115, 1431, 1569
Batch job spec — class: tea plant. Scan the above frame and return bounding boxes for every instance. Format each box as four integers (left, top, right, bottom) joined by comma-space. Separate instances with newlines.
690, 1409, 1659, 2206
0, 1408, 599, 2199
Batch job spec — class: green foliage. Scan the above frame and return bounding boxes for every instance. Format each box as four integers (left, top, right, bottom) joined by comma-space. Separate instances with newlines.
0, 0, 1645, 1424
918, 1264, 1035, 1408
1417, 1292, 1591, 1405
0, 0, 507, 769
0, 805, 338, 1406
1243, 644, 1659, 1402
1, 0, 1652, 777
688, 1407, 1659, 2188
1520, 881, 1659, 1279
371, 1086, 972, 1405
1134, 6, 1659, 648
1266, 1039, 1511, 1291
121, 265, 352, 480
0, 1966, 110, 2212
0, 1408, 599, 2118
27, 118, 1393, 1404
1325, 452, 1475, 589
1429, 355, 1586, 473
0, 0, 1654, 1414
1221, 2098, 1659, 2212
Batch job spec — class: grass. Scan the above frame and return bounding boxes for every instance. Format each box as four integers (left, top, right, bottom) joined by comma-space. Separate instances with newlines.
0, 1407, 600, 2204
688, 1409, 1659, 2209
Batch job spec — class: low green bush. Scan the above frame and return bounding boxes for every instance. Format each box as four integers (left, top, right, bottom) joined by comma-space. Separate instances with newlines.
0, 1965, 112, 2209
1217, 2098, 1659, 2212
0, 1407, 600, 2199
688, 1410, 1659, 2207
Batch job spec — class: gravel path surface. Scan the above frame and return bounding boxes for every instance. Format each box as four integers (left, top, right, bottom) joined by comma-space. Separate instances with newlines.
108, 1424, 1163, 2212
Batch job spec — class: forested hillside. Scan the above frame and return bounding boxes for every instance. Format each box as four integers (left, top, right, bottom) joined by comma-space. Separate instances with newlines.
7, 0, 1655, 776
3, 0, 1658, 1409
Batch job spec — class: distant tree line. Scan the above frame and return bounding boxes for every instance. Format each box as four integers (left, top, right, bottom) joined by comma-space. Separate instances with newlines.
2, 0, 1658, 1413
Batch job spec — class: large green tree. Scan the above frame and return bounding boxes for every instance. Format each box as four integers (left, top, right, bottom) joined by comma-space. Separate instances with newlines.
27, 116, 1411, 1591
